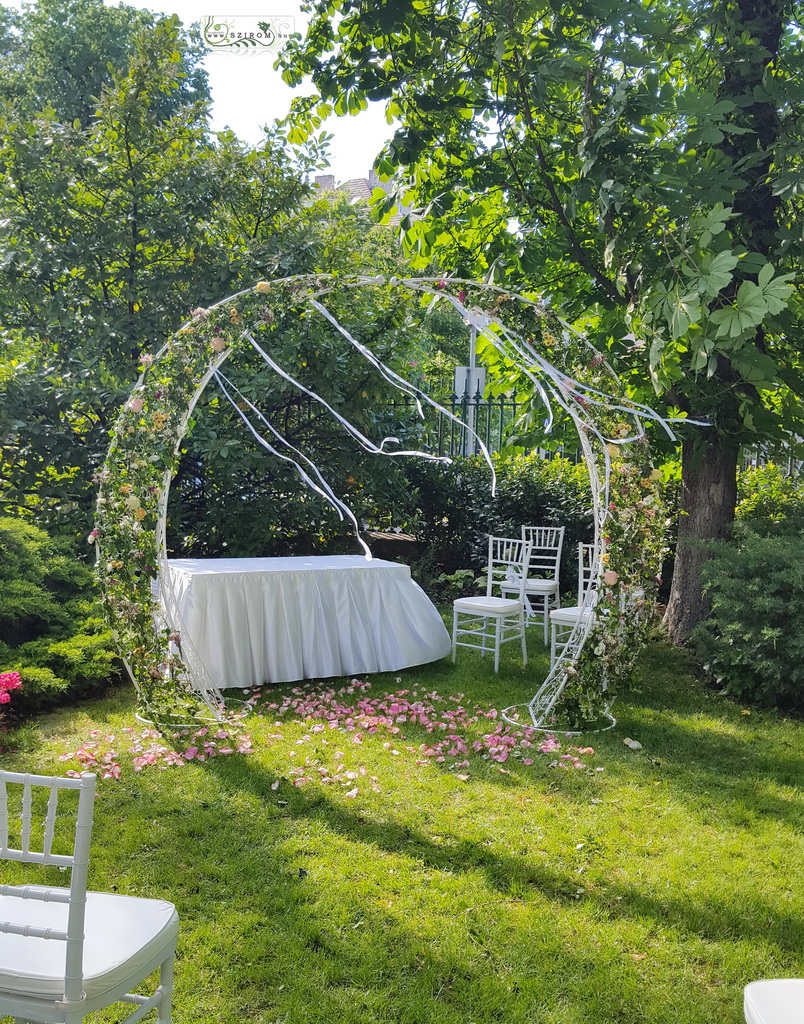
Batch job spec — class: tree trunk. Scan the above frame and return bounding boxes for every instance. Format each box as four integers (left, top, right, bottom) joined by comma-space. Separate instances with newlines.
664, 438, 739, 643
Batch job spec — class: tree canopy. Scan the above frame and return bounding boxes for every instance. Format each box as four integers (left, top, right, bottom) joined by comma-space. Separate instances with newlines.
279, 0, 804, 636
0, 0, 209, 124
0, 2, 454, 558
0, 10, 325, 536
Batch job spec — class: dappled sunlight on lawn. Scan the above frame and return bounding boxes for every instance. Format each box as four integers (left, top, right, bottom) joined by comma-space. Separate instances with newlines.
7, 642, 804, 1024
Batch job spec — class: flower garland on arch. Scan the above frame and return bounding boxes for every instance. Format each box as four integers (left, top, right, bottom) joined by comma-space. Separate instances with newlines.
94, 274, 688, 730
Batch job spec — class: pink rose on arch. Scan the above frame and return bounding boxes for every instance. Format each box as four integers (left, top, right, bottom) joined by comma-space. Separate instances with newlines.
603, 570, 619, 585
128, 397, 144, 414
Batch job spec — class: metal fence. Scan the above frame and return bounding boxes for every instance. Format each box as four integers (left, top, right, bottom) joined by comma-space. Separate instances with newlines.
276, 389, 578, 460
388, 391, 520, 458
742, 442, 804, 477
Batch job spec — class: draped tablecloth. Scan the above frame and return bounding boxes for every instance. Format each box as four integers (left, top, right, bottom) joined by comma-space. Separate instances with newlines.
163, 556, 451, 688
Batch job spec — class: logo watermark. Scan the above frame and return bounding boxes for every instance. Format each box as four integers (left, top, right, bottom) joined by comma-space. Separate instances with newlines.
202, 15, 295, 54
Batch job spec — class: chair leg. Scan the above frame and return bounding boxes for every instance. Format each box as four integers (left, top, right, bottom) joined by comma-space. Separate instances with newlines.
542, 595, 548, 646
550, 622, 557, 668
157, 954, 174, 1024
520, 609, 528, 665
494, 616, 502, 673
451, 608, 458, 663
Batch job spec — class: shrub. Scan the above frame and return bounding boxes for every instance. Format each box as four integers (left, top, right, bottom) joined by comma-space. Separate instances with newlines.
0, 518, 122, 715
736, 463, 804, 535
426, 568, 483, 604
692, 526, 804, 710
404, 452, 593, 597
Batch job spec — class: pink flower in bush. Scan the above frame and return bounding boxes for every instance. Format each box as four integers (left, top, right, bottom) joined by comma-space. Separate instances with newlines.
603, 570, 619, 585
0, 672, 22, 692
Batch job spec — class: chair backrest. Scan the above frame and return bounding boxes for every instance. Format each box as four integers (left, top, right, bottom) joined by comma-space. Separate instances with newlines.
520, 525, 565, 581
578, 543, 597, 604
0, 770, 97, 1003
486, 535, 533, 600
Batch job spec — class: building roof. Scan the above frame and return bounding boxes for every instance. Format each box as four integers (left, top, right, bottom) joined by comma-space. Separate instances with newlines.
339, 177, 373, 200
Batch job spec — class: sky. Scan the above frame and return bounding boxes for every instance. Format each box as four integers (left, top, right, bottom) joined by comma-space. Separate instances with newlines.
12, 0, 394, 183
176, 2, 393, 182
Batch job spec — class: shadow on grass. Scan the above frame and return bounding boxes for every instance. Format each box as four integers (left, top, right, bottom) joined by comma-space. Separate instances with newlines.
90, 754, 696, 1024
201, 748, 804, 959
599, 645, 804, 830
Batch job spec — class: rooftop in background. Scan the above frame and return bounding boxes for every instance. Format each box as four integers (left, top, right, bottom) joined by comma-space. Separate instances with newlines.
314, 170, 412, 224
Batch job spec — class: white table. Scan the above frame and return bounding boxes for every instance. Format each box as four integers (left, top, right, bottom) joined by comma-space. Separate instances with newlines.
163, 555, 451, 688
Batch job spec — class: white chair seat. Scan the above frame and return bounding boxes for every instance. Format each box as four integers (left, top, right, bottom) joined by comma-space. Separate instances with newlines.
523, 579, 558, 594
0, 888, 178, 1000
453, 595, 522, 615
550, 605, 594, 627
501, 578, 558, 597
744, 979, 804, 1024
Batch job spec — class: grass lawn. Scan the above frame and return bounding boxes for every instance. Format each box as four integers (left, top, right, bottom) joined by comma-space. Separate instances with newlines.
2, 630, 803, 1024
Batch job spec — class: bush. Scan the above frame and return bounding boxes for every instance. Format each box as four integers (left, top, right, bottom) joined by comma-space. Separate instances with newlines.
0, 518, 122, 715
736, 463, 804, 535
692, 526, 804, 710
403, 452, 593, 597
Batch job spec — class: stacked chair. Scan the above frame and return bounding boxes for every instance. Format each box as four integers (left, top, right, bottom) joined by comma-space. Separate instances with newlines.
499, 526, 565, 645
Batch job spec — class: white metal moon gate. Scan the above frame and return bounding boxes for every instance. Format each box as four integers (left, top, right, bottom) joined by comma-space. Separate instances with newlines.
95, 274, 692, 729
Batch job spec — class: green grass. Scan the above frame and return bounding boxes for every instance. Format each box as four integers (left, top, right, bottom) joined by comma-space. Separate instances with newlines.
2, 633, 803, 1024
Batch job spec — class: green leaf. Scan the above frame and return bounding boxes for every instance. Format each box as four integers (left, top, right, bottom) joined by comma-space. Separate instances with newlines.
759, 267, 796, 315
695, 250, 739, 298
665, 289, 701, 339
710, 282, 767, 339
757, 261, 774, 288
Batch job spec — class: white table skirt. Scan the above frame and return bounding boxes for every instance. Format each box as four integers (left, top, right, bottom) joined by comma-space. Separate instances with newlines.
163, 556, 451, 688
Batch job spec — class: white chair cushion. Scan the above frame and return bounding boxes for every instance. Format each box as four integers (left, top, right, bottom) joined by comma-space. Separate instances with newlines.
454, 595, 522, 615
744, 979, 804, 1024
550, 605, 594, 626
0, 888, 178, 1000
500, 580, 558, 596
523, 579, 558, 594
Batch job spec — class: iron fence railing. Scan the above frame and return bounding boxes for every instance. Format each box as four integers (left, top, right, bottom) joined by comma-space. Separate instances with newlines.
276, 389, 580, 460
742, 442, 804, 477
387, 391, 520, 458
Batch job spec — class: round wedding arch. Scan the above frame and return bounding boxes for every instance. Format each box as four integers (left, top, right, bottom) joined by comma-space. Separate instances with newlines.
94, 274, 681, 730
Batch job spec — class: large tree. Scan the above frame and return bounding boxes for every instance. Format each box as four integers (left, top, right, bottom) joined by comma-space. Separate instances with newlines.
0, 6, 439, 556
0, 14, 321, 535
0, 0, 208, 124
279, 0, 804, 639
